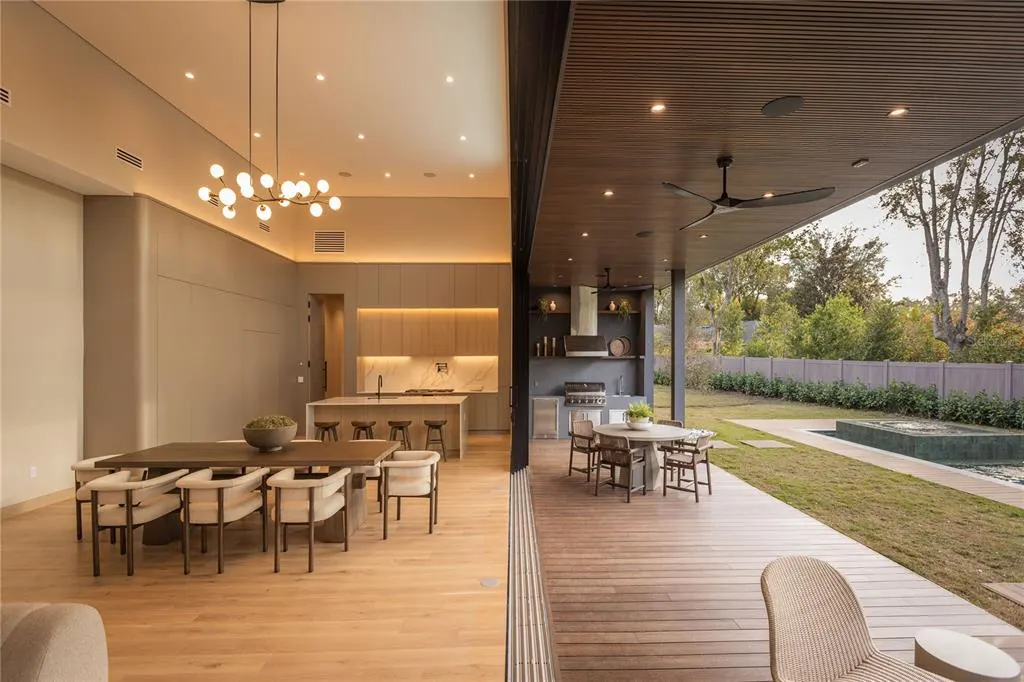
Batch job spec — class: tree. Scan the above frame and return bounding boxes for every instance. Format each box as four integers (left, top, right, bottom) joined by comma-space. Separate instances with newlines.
802, 295, 867, 360
745, 300, 802, 358
899, 303, 950, 362
789, 223, 895, 316
863, 301, 903, 361
718, 300, 745, 356
880, 130, 1024, 353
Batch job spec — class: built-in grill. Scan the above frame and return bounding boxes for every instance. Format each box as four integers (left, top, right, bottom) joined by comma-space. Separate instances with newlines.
563, 381, 607, 407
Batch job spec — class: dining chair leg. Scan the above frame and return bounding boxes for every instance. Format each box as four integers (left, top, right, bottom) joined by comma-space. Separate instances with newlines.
428, 491, 435, 534
126, 508, 135, 577
397, 497, 402, 521
216, 490, 226, 574
75, 487, 84, 541
183, 492, 191, 575
307, 489, 315, 573
110, 528, 117, 544
382, 478, 389, 540
343, 504, 349, 552
694, 466, 700, 503
567, 443, 574, 476
200, 526, 208, 554
119, 528, 127, 556
434, 469, 439, 524
594, 460, 601, 497
90, 494, 101, 577
706, 460, 713, 495
626, 461, 632, 504
283, 524, 289, 552
273, 513, 281, 573
663, 459, 669, 497
260, 483, 269, 553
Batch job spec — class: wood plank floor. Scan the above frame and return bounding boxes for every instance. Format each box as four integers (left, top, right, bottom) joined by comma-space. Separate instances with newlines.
529, 439, 1024, 681
1, 435, 510, 682
733, 419, 1024, 510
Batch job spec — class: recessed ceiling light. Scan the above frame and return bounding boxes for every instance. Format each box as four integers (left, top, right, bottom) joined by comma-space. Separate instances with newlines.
424, 172, 437, 178
298, 171, 305, 176
184, 71, 195, 80
650, 103, 666, 113
581, 232, 589, 237
635, 230, 653, 238
603, 190, 614, 197
315, 73, 325, 81
761, 95, 805, 118
567, 257, 573, 262
852, 157, 870, 168
357, 133, 365, 140
699, 234, 709, 239
637, 274, 643, 279
469, 173, 475, 179
763, 192, 774, 198
338, 171, 352, 177
460, 135, 467, 142
557, 274, 563, 279
888, 106, 909, 118
253, 132, 261, 138
662, 258, 669, 262
445, 75, 454, 84
384, 172, 391, 178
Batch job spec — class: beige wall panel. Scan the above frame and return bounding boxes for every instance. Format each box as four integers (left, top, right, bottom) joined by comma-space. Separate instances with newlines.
357, 264, 380, 307
156, 277, 193, 444
476, 265, 500, 308
379, 264, 402, 307
400, 265, 429, 308
0, 168, 83, 506
426, 265, 455, 308
453, 264, 478, 307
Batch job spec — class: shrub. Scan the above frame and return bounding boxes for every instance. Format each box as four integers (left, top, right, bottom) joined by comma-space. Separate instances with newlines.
653, 367, 671, 386
706, 371, 1024, 430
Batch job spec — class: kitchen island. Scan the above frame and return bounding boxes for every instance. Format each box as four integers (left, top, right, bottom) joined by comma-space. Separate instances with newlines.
305, 395, 469, 457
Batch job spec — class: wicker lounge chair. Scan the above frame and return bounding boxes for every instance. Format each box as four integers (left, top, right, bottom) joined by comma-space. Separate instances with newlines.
761, 555, 951, 682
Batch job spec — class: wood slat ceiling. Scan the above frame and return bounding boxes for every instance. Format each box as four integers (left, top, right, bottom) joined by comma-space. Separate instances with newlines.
530, 1, 1024, 287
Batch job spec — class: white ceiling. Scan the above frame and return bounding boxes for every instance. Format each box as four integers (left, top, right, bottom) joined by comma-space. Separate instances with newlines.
40, 0, 509, 199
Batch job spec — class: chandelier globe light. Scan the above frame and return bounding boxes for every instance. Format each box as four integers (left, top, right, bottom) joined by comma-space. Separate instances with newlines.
198, 0, 342, 222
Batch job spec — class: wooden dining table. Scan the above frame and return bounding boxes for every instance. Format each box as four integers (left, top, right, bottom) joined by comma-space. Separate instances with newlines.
102, 439, 400, 545
593, 423, 706, 491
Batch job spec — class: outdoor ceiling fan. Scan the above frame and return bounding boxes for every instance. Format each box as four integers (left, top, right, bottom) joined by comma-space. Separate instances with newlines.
663, 156, 836, 231
590, 267, 652, 294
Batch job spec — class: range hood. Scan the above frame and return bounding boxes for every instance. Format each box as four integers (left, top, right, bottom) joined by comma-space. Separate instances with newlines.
564, 286, 607, 357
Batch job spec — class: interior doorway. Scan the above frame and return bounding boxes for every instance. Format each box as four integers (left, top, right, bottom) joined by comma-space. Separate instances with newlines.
308, 294, 345, 401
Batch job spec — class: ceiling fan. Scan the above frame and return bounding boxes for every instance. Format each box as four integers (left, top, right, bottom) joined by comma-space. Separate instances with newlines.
590, 267, 652, 294
663, 156, 836, 231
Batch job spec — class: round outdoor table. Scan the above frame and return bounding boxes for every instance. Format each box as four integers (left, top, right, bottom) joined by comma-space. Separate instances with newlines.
593, 424, 702, 491
914, 628, 1022, 682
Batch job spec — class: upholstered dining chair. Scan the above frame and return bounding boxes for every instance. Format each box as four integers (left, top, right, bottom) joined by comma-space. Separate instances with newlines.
593, 434, 646, 503
267, 467, 350, 573
380, 451, 440, 539
661, 430, 713, 502
567, 419, 600, 481
348, 439, 386, 512
87, 469, 188, 576
71, 455, 146, 542
761, 555, 949, 682
176, 467, 270, 575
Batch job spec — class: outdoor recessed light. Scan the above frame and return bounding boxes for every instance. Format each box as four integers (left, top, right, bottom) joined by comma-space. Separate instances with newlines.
185, 72, 195, 80
663, 258, 669, 262
581, 232, 589, 237
469, 173, 475, 179
357, 133, 365, 140
603, 189, 614, 197
763, 192, 774, 198
761, 95, 805, 118
650, 103, 666, 113
699, 234, 709, 239
852, 157, 870, 168
384, 172, 391, 178
460, 135, 467, 141
567, 257, 573, 262
888, 106, 909, 118
253, 132, 261, 138
445, 75, 454, 84
635, 230, 653, 238
315, 73, 325, 81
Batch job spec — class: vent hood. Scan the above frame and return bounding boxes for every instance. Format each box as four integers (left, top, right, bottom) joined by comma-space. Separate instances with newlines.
564, 286, 607, 356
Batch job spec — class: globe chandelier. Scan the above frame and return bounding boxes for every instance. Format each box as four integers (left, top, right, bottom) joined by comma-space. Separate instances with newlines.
197, 0, 341, 222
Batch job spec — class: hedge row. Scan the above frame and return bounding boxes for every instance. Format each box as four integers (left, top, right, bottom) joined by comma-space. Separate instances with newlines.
708, 371, 1024, 430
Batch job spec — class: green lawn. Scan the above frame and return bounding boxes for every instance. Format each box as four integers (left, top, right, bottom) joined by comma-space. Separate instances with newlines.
654, 386, 1024, 630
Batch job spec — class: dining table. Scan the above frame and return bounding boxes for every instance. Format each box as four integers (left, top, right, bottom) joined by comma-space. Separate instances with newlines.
101, 439, 400, 545
592, 423, 707, 491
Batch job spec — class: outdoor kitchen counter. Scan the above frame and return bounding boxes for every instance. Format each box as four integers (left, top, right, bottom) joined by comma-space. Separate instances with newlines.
305, 396, 468, 457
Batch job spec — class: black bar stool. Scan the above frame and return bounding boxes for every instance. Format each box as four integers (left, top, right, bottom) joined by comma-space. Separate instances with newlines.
387, 420, 413, 450
314, 421, 339, 441
351, 420, 376, 440
424, 420, 448, 461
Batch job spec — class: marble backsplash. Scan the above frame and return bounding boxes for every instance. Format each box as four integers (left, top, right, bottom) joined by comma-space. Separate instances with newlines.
357, 356, 499, 393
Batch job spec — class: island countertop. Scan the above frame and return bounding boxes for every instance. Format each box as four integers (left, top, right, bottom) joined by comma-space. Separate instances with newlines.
307, 395, 468, 407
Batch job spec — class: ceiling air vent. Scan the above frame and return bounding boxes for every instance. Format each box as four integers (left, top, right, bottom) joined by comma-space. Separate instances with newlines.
258, 221, 271, 233
314, 231, 346, 253
207, 196, 220, 207
0, 87, 10, 106
115, 147, 143, 170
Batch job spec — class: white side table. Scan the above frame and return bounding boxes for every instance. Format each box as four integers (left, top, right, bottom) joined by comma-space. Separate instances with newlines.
914, 628, 1022, 682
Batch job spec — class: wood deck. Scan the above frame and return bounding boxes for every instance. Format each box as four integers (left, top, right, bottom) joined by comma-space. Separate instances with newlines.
529, 439, 1024, 681
733, 419, 1024, 511
1, 435, 510, 682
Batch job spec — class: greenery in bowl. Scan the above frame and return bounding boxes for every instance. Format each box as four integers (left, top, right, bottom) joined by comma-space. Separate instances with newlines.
617, 297, 633, 319
626, 402, 654, 421
244, 415, 297, 430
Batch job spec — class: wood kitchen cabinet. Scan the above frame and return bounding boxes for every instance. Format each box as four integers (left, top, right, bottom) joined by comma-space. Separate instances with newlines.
427, 310, 455, 356
357, 310, 382, 355
358, 307, 498, 357
379, 311, 403, 356
401, 310, 429, 355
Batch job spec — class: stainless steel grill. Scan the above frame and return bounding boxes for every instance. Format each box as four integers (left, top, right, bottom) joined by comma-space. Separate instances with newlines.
563, 381, 606, 407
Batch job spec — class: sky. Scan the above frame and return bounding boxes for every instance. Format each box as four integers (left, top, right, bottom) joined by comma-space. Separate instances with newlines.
812, 193, 1021, 300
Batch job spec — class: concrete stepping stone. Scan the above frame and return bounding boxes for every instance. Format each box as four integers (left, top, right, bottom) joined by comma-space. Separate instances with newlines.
710, 440, 736, 449
740, 439, 792, 449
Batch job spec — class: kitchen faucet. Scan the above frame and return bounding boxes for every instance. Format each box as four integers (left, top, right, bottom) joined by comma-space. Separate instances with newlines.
377, 374, 383, 401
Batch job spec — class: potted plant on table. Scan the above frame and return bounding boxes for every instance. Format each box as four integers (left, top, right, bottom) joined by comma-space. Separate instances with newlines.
242, 415, 297, 452
625, 402, 654, 431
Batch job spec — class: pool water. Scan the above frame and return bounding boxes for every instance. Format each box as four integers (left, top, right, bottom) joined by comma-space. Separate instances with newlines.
949, 463, 1024, 486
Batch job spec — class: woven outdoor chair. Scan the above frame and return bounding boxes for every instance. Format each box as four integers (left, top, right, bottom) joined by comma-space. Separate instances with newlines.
761, 555, 950, 682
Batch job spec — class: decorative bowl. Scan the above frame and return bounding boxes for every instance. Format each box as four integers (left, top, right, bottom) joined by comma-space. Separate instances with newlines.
626, 418, 653, 431
242, 423, 297, 452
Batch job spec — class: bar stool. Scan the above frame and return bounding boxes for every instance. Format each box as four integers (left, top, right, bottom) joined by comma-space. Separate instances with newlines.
424, 420, 448, 462
314, 421, 340, 441
352, 420, 376, 440
387, 421, 413, 450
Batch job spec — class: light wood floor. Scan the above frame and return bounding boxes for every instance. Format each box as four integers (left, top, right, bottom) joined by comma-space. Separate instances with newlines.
529, 439, 1024, 681
1, 434, 510, 682
733, 419, 1024, 510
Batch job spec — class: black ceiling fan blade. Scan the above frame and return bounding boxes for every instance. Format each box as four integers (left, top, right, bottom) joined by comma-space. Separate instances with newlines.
678, 207, 716, 231
734, 186, 836, 209
662, 181, 714, 204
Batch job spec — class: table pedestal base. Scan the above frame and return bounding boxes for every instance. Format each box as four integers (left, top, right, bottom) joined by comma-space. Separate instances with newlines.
317, 473, 366, 542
